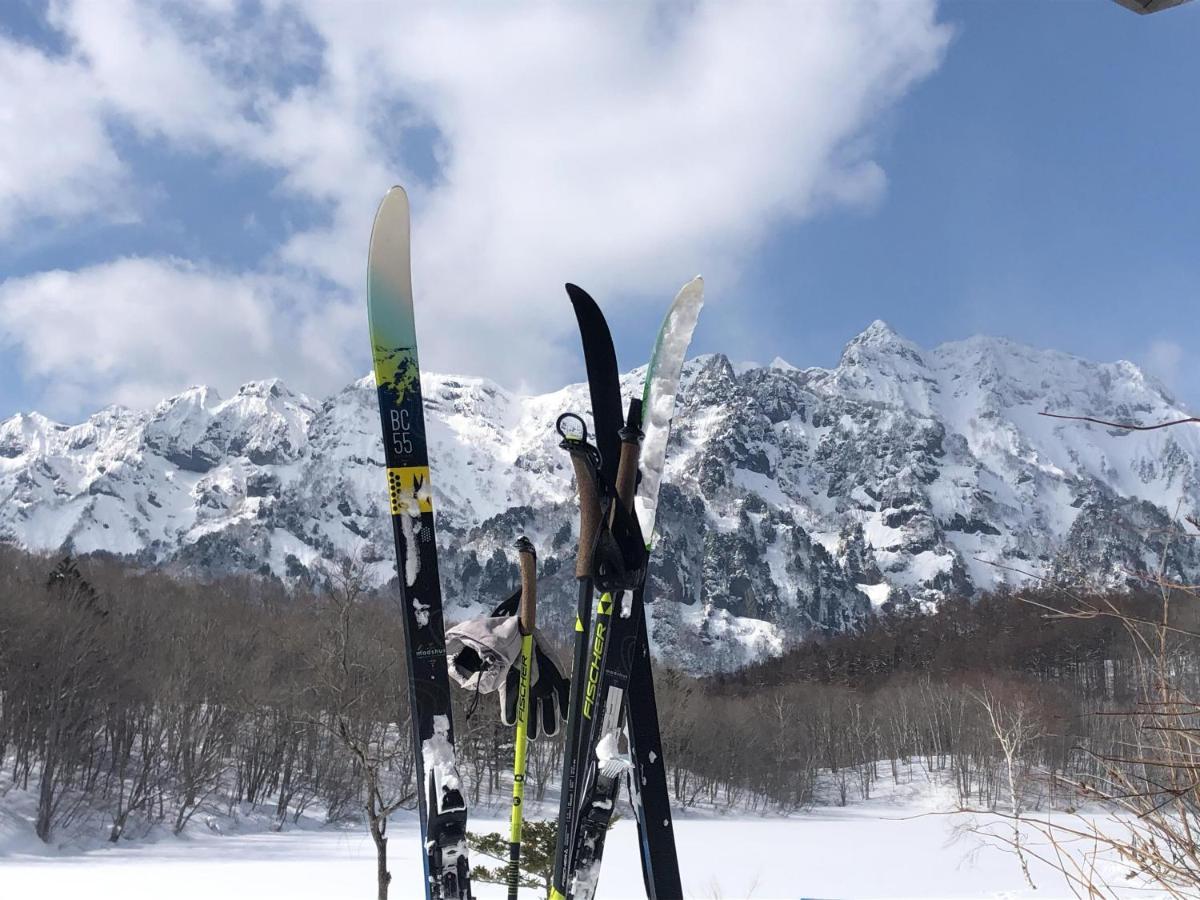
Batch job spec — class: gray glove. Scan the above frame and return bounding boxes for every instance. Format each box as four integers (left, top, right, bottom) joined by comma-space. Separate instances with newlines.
446, 586, 570, 739
500, 635, 568, 740
445, 606, 523, 695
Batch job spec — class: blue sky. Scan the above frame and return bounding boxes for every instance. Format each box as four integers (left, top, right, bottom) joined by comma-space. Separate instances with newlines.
728, 0, 1200, 395
0, 1, 1196, 421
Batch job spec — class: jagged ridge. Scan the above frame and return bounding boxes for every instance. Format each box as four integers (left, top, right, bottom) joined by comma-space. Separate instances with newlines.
3, 324, 1199, 673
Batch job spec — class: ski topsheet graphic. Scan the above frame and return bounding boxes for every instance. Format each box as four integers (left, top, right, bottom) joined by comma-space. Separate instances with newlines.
367, 186, 472, 900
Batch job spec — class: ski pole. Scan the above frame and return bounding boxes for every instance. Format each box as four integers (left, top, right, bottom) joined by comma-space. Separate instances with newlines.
551, 413, 605, 899
508, 537, 537, 899
564, 398, 645, 900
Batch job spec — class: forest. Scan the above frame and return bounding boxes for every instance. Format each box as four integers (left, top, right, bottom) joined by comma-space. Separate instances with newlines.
1, 542, 1197, 866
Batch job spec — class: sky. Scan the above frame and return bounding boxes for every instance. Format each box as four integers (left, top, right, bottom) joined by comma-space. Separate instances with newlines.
0, 0, 1197, 422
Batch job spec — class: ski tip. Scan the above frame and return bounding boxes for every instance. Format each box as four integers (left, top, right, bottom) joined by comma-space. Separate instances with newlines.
565, 283, 607, 322
371, 186, 411, 233
564, 282, 595, 305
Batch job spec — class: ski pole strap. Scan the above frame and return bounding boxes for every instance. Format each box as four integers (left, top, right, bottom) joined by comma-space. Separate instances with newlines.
613, 398, 644, 515
595, 396, 645, 590
516, 536, 537, 634
557, 413, 604, 579
590, 400, 649, 594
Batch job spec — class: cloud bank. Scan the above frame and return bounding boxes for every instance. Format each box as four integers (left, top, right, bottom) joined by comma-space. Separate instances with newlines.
0, 0, 950, 418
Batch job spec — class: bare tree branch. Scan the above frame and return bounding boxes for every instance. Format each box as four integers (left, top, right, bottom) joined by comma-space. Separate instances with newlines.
1040, 411, 1200, 431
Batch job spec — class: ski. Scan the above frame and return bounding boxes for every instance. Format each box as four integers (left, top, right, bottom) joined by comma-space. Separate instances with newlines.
626, 603, 678, 899
552, 278, 703, 900
566, 283, 624, 486
634, 277, 704, 547
367, 186, 472, 900
551, 284, 626, 900
560, 397, 648, 900
627, 276, 703, 900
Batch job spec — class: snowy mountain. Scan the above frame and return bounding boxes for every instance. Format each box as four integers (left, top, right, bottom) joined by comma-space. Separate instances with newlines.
4, 323, 1200, 672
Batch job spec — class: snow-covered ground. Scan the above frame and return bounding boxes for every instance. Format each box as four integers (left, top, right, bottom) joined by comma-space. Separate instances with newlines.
0, 767, 1160, 899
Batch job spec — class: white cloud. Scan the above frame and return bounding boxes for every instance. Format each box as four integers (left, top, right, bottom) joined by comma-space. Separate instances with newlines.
1142, 339, 1185, 394
1, 0, 950, 417
363, 2, 949, 380
47, 0, 250, 146
0, 35, 129, 234
0, 259, 359, 416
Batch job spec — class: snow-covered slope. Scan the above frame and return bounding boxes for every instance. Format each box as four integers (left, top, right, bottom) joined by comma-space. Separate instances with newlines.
4, 323, 1199, 672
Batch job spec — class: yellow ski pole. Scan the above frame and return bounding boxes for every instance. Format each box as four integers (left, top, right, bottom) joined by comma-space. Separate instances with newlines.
509, 537, 537, 899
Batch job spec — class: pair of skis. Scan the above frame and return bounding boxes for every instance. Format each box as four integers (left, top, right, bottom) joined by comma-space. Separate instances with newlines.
550, 279, 703, 900
368, 185, 700, 899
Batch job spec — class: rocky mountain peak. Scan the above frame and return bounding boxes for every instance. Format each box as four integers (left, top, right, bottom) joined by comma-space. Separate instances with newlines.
840, 319, 923, 362
769, 356, 799, 372
235, 378, 298, 400
850, 317, 902, 344
826, 320, 936, 414
4, 325, 1199, 673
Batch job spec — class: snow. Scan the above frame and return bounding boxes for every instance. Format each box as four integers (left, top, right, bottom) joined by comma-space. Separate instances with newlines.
809, 530, 843, 556
420, 716, 461, 803
594, 732, 633, 779
0, 767, 1165, 899
651, 602, 785, 667
412, 596, 431, 627
761, 524, 800, 606
400, 512, 420, 585
769, 356, 799, 372
909, 549, 954, 582
861, 511, 908, 551
7, 319, 1200, 671
858, 580, 892, 607
733, 467, 792, 508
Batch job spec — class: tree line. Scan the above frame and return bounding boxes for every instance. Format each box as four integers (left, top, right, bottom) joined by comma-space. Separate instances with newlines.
1, 544, 1195, 865
0, 546, 565, 846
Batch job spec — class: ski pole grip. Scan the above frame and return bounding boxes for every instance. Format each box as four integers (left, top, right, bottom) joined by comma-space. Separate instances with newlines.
613, 398, 644, 514
566, 445, 602, 579
515, 536, 537, 634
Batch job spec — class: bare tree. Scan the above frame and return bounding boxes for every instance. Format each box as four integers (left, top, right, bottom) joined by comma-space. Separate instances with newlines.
1025, 568, 1200, 898
998, 396, 1200, 897
975, 683, 1044, 889
311, 558, 414, 900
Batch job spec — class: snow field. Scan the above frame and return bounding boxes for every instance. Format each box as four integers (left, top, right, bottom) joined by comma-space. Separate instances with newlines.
1, 768, 1163, 899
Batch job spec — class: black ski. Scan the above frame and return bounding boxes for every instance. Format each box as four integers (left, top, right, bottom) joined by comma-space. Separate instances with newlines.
627, 600, 681, 899
551, 284, 626, 900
